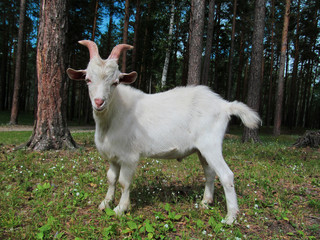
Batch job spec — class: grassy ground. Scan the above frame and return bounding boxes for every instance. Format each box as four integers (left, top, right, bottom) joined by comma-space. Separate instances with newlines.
0, 131, 319, 239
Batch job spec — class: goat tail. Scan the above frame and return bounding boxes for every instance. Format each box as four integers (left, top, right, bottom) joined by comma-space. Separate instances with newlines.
228, 101, 262, 129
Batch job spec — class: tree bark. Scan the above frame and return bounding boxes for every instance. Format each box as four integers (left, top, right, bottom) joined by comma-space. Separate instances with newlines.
266, 0, 275, 126
161, 0, 175, 89
242, 0, 266, 143
187, 0, 205, 85
10, 0, 27, 125
1, 6, 9, 110
106, 0, 114, 54
92, 0, 99, 41
26, 0, 76, 151
122, 0, 130, 72
273, 0, 290, 136
132, 0, 141, 71
227, 0, 237, 100
201, 0, 215, 86
287, 0, 300, 128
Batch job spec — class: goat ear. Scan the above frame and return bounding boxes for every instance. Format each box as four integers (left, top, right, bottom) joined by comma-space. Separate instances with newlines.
67, 68, 87, 81
119, 71, 137, 85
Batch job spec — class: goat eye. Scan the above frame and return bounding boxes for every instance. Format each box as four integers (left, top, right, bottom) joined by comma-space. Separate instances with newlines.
85, 79, 92, 84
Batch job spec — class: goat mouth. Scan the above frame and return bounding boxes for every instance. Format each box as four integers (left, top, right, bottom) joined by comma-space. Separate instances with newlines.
94, 106, 106, 112
93, 104, 106, 112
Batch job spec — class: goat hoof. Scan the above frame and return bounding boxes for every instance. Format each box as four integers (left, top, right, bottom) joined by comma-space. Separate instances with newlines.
221, 215, 237, 225
200, 199, 213, 209
99, 200, 109, 211
113, 206, 124, 216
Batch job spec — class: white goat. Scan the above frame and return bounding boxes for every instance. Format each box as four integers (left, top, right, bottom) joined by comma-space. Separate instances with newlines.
67, 40, 261, 225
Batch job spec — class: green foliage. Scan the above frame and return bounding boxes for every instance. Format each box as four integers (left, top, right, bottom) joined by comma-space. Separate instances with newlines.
0, 131, 319, 239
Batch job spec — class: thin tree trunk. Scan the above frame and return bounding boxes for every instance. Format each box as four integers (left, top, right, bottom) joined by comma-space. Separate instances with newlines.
138, 1, 151, 89
187, 0, 205, 85
242, 0, 266, 143
26, 0, 76, 150
1, 10, 9, 110
122, 0, 130, 72
201, 0, 215, 86
106, 0, 114, 54
181, 9, 191, 87
266, 0, 275, 126
235, 31, 244, 100
132, 0, 141, 71
273, 0, 291, 136
10, 0, 27, 125
213, 2, 221, 90
161, 0, 175, 89
242, 58, 249, 102
288, 0, 300, 129
227, 0, 237, 100
92, 0, 99, 41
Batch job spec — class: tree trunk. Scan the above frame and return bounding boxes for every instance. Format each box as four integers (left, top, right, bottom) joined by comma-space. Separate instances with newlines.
187, 0, 205, 85
92, 0, 99, 41
1, 9, 9, 110
201, 0, 215, 86
273, 0, 290, 136
10, 0, 27, 125
242, 0, 266, 143
161, 0, 175, 89
122, 0, 130, 72
266, 0, 275, 126
287, 0, 300, 129
213, 2, 221, 90
132, 0, 141, 71
26, 0, 76, 151
235, 31, 244, 100
106, 0, 114, 54
227, 0, 237, 100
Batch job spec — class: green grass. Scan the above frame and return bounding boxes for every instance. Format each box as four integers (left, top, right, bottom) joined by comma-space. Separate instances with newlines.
0, 131, 319, 239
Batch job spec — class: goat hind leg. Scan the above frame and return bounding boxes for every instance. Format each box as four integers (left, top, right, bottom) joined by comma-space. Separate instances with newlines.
198, 147, 239, 225
99, 161, 120, 210
198, 152, 216, 208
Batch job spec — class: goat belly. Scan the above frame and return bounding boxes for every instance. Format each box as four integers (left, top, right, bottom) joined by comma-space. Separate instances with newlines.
147, 147, 196, 159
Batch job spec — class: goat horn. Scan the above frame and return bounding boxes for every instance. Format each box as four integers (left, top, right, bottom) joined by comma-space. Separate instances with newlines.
78, 40, 100, 60
107, 44, 133, 62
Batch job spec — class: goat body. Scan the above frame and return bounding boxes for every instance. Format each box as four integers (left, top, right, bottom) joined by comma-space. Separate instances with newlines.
67, 40, 261, 225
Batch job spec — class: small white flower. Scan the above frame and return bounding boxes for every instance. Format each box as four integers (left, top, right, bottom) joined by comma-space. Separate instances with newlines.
202, 230, 207, 235
164, 224, 169, 229
246, 225, 250, 229
76, 192, 80, 196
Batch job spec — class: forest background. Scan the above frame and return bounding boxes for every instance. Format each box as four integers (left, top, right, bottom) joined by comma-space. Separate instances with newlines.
0, 0, 319, 132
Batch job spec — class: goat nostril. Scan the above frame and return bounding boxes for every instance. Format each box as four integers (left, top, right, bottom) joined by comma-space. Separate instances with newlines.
94, 99, 104, 108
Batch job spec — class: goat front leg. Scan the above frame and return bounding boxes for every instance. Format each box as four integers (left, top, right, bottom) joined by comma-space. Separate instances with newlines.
113, 162, 137, 215
99, 161, 120, 210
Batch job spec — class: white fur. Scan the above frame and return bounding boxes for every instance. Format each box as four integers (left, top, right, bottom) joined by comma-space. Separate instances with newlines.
69, 56, 261, 225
